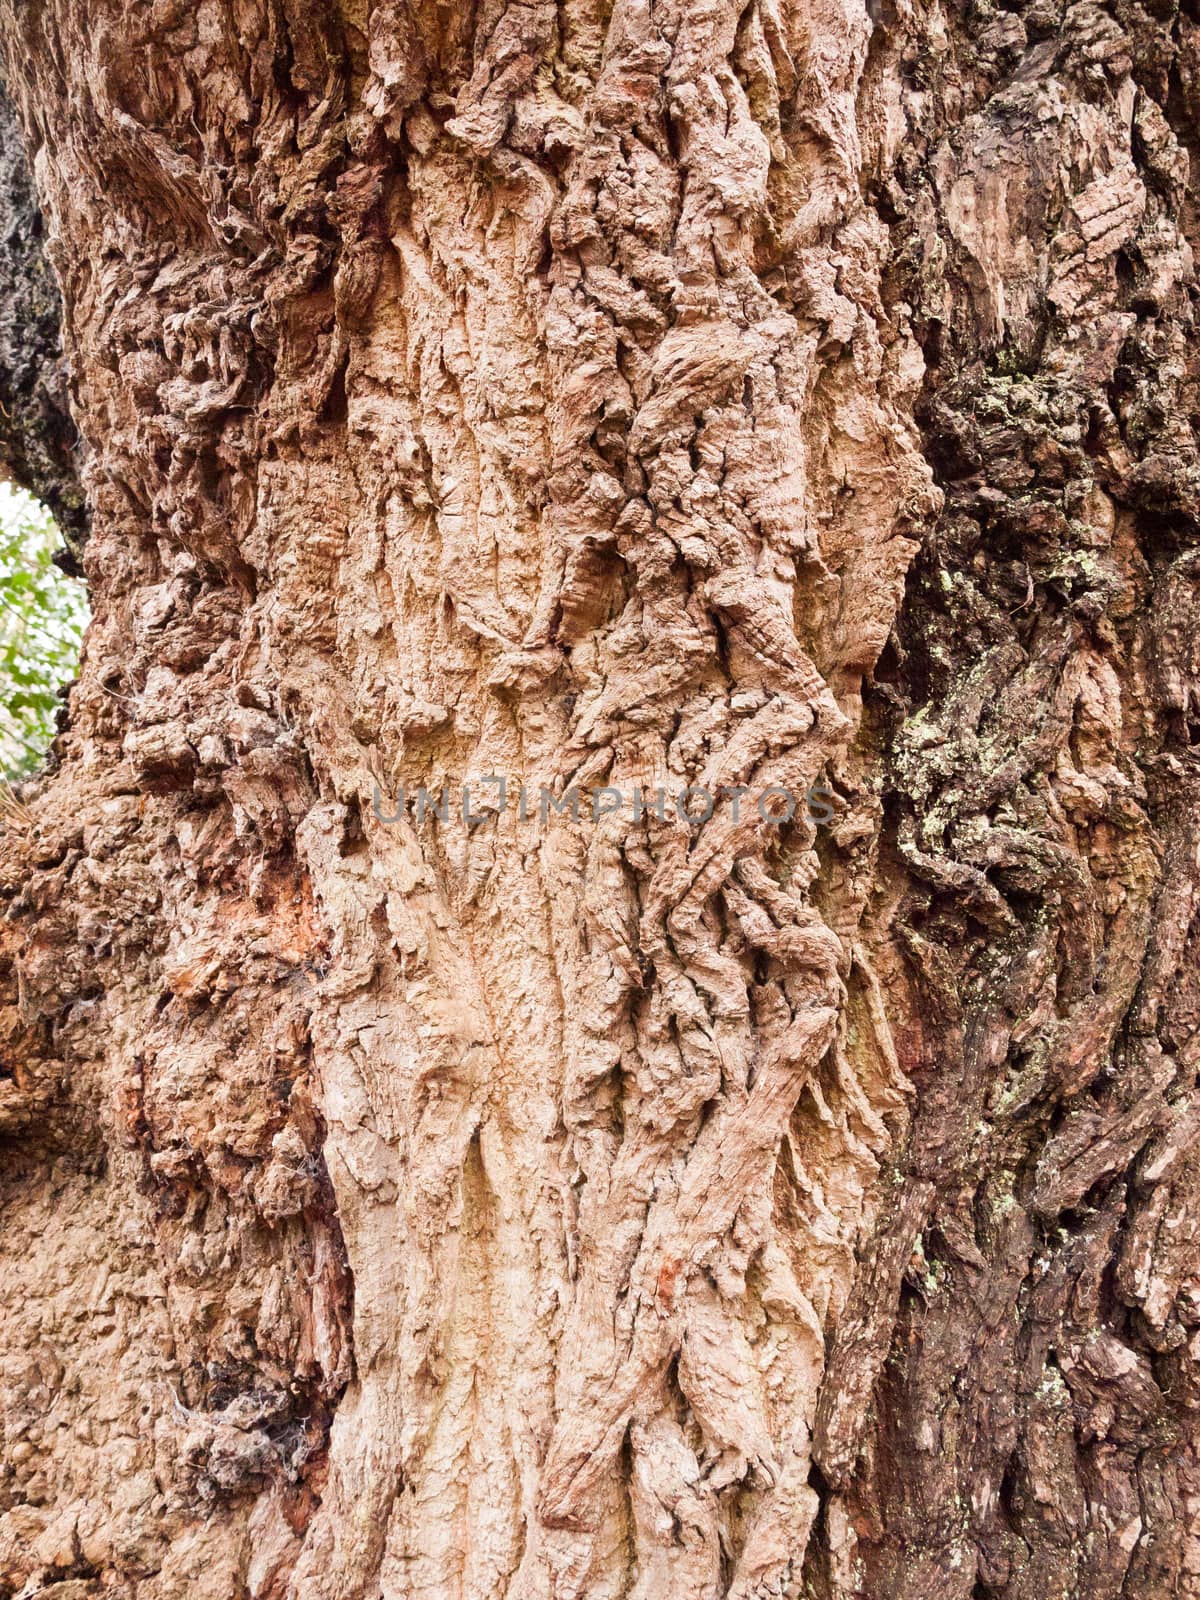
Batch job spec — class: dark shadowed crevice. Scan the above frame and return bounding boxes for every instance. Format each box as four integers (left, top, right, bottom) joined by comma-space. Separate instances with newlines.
0, 78, 86, 567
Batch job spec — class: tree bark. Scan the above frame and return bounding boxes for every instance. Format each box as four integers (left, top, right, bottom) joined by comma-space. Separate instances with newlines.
0, 80, 85, 559
0, 0, 1197, 1597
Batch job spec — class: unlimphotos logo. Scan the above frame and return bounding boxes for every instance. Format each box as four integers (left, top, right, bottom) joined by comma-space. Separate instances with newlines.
372, 779, 837, 828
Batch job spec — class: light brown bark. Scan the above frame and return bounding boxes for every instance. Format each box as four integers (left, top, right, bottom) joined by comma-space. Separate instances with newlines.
0, 0, 1198, 1597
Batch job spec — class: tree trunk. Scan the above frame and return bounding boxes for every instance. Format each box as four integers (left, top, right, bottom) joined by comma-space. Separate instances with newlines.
0, 0, 1198, 1596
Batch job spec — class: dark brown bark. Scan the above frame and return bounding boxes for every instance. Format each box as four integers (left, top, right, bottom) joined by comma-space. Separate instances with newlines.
0, 81, 85, 558
827, 14, 1200, 1595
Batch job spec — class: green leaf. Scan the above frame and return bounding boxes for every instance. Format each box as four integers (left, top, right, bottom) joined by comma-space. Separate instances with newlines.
0, 485, 87, 779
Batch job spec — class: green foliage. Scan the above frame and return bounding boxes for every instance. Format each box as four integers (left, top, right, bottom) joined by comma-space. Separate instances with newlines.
0, 484, 87, 778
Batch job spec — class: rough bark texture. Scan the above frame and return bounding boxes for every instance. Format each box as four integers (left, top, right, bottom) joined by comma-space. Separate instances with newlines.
0, 0, 1197, 1597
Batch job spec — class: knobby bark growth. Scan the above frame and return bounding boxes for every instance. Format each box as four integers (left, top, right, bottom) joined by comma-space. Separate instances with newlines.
0, 0, 1197, 1597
